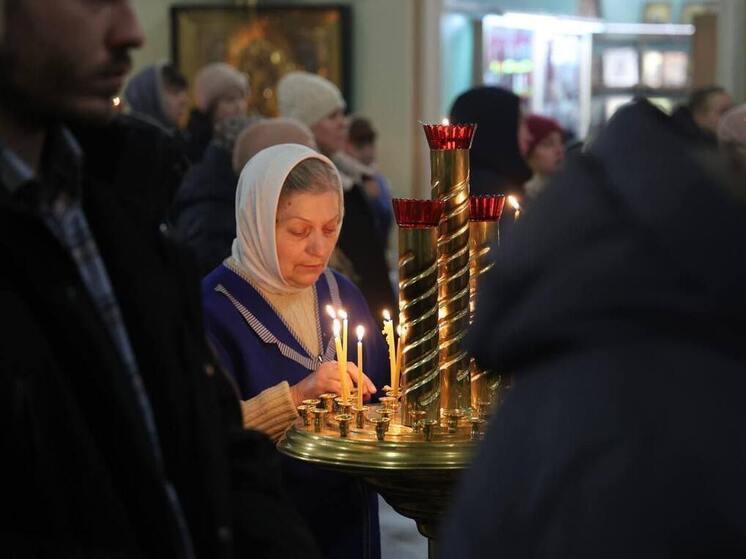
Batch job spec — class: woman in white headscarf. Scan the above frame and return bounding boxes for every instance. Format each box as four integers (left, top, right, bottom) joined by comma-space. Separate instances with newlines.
202, 143, 387, 559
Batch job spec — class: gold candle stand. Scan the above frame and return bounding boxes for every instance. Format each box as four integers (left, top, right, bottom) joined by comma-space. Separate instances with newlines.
468, 195, 505, 408
423, 123, 477, 416
392, 199, 443, 426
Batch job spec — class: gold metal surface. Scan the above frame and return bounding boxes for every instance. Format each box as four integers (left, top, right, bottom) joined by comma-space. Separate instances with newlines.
430, 149, 472, 415
398, 226, 440, 425
468, 220, 501, 407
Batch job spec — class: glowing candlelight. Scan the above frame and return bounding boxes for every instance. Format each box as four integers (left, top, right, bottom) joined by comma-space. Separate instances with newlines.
382, 310, 397, 395
333, 319, 350, 402
112, 96, 121, 108
325, 305, 337, 320
339, 309, 348, 361
508, 195, 521, 221
441, 117, 450, 126
356, 325, 365, 408
394, 324, 406, 396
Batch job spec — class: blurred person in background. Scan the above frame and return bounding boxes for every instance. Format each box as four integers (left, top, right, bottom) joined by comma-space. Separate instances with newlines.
450, 86, 533, 199
0, 0, 317, 557
524, 114, 565, 201
185, 62, 250, 163
172, 117, 316, 276
442, 98, 746, 558
123, 62, 189, 133
278, 71, 396, 316
671, 85, 732, 147
345, 116, 394, 246
171, 114, 254, 275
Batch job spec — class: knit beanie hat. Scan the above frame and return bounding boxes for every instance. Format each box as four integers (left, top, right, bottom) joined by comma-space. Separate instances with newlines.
277, 71, 346, 127
194, 62, 249, 112
233, 117, 317, 173
718, 103, 746, 146
526, 114, 563, 155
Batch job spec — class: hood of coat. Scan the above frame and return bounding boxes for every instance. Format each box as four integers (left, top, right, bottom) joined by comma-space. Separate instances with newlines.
469, 100, 746, 374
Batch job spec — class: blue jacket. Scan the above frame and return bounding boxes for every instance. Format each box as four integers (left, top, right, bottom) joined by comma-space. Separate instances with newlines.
203, 264, 390, 559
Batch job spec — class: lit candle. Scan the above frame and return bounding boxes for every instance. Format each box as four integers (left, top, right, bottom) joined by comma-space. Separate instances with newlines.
382, 310, 397, 393
339, 309, 348, 361
441, 117, 450, 125
325, 305, 336, 321
394, 324, 406, 396
508, 195, 521, 221
356, 325, 365, 408
333, 319, 350, 402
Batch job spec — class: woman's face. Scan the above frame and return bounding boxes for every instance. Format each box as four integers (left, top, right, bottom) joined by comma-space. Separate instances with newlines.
311, 108, 348, 156
213, 88, 248, 123
276, 190, 341, 288
528, 131, 565, 176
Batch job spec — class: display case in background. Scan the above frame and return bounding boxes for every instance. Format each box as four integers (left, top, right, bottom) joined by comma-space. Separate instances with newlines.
590, 23, 694, 134
482, 13, 599, 139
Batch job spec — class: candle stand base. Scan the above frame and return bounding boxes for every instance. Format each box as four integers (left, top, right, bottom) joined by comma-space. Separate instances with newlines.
278, 402, 481, 558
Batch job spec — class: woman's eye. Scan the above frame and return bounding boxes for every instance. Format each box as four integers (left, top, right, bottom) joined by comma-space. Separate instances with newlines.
290, 229, 310, 238
323, 228, 337, 236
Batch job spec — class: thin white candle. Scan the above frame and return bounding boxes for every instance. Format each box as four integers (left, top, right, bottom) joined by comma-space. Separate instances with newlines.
339, 309, 348, 361
333, 319, 349, 402
356, 325, 365, 408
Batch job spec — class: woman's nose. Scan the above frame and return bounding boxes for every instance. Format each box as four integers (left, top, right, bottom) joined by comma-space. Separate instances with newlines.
306, 232, 324, 255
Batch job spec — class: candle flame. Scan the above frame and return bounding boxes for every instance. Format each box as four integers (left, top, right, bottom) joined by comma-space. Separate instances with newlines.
441, 117, 449, 126
382, 309, 391, 322
112, 96, 121, 107
333, 319, 341, 337
356, 325, 365, 340
507, 195, 521, 211
338, 309, 348, 320
396, 324, 402, 336
326, 305, 336, 319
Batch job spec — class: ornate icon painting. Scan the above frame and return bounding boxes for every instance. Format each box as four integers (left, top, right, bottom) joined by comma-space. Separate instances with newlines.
171, 5, 351, 116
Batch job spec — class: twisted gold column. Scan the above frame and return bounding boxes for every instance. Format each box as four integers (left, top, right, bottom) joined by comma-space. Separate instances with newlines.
469, 195, 505, 408
423, 123, 476, 415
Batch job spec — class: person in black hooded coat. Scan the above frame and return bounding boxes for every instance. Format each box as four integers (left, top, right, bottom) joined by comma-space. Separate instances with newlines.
449, 86, 533, 199
441, 99, 746, 558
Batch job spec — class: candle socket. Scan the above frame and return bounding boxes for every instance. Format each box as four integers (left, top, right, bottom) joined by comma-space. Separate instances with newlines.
378, 409, 392, 429
409, 410, 427, 432
302, 398, 321, 411
470, 417, 486, 440
445, 410, 464, 434
319, 393, 337, 413
335, 414, 352, 438
422, 419, 438, 441
378, 396, 397, 412
297, 405, 311, 427
352, 406, 368, 429
313, 408, 328, 433
370, 417, 390, 441
335, 398, 353, 416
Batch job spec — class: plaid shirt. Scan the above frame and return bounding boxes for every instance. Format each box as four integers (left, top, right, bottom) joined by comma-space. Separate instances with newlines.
0, 128, 195, 558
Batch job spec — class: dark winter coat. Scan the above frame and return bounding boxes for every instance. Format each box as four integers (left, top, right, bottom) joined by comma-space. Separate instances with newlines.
171, 143, 238, 277
0, 117, 318, 558
441, 100, 746, 558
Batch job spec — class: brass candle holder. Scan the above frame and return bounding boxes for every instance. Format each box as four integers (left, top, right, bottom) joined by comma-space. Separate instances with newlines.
336, 414, 353, 438
297, 405, 312, 427
423, 122, 477, 416
468, 195, 505, 408
335, 398, 353, 416
319, 393, 336, 413
352, 405, 368, 429
392, 198, 442, 426
313, 408, 328, 433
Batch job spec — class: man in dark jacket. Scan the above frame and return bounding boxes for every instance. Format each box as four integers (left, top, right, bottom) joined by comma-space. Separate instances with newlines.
442, 99, 746, 557
0, 1, 317, 557
670, 85, 732, 148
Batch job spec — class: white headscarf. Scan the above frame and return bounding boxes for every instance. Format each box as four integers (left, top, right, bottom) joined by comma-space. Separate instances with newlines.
230, 143, 344, 295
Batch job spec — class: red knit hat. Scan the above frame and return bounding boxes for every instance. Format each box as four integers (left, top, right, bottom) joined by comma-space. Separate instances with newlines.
526, 114, 563, 155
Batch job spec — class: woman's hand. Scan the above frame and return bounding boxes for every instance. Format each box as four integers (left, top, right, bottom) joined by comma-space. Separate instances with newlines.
289, 361, 377, 406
